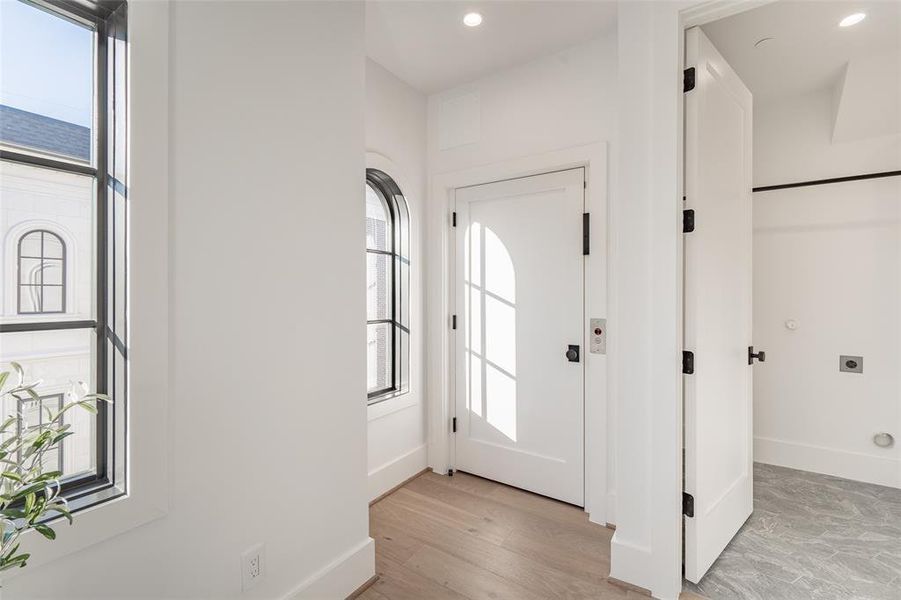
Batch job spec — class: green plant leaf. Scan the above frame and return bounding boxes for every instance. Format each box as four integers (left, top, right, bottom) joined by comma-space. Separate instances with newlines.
33, 523, 55, 540
24, 386, 41, 403
46, 504, 73, 524
10, 482, 47, 502
0, 371, 9, 392
76, 400, 98, 415
88, 395, 111, 403
1, 471, 22, 482
50, 431, 75, 446
0, 552, 30, 571
33, 471, 63, 482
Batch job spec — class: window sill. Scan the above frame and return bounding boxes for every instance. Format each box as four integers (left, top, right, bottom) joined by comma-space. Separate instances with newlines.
3, 489, 167, 580
367, 389, 417, 422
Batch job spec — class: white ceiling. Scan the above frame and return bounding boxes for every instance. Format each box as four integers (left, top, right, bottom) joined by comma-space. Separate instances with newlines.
702, 0, 901, 103
366, 1, 617, 94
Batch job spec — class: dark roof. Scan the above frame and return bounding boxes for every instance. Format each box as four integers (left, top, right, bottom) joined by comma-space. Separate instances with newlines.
0, 104, 90, 162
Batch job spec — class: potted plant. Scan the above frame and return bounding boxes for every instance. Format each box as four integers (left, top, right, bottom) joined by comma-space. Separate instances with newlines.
0, 362, 109, 577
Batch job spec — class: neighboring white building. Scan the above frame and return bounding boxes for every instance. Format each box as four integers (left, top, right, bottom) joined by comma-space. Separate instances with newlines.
0, 106, 95, 477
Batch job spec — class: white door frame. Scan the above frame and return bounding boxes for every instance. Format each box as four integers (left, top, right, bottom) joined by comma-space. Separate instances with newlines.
426, 142, 609, 524
611, 1, 773, 598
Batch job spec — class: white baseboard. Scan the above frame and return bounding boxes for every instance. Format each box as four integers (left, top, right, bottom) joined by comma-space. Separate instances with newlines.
610, 532, 681, 600
282, 537, 375, 600
755, 436, 901, 489
368, 444, 428, 502
609, 533, 653, 594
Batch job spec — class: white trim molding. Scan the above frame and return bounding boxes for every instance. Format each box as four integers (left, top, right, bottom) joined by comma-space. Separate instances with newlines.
755, 437, 901, 489
368, 444, 428, 502
282, 538, 376, 600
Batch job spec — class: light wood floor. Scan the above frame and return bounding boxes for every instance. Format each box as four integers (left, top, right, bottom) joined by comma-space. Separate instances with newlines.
362, 470, 706, 600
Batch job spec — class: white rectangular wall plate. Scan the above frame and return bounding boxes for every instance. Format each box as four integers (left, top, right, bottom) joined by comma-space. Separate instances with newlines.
241, 543, 265, 591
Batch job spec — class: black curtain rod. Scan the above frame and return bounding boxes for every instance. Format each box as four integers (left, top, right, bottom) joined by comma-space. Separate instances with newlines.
753, 170, 901, 193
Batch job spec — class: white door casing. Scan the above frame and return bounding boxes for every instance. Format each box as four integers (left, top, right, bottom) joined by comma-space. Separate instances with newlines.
453, 168, 585, 506
683, 26, 754, 583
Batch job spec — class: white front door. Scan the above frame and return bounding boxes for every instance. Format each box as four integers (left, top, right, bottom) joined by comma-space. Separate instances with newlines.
683, 26, 755, 583
453, 168, 585, 506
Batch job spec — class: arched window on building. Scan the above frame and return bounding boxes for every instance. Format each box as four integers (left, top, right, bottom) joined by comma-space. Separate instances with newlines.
17, 229, 66, 314
365, 169, 410, 403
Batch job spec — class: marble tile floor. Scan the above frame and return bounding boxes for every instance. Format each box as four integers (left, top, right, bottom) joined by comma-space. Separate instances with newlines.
684, 463, 901, 600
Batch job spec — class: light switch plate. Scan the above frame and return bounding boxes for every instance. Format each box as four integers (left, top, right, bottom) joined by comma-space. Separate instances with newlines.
590, 318, 606, 354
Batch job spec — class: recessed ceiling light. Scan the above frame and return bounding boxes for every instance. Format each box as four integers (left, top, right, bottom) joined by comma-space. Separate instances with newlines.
839, 12, 866, 27
463, 12, 483, 27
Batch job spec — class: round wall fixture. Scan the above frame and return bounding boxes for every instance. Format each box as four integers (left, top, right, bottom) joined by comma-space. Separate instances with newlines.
874, 432, 895, 448
785, 319, 799, 331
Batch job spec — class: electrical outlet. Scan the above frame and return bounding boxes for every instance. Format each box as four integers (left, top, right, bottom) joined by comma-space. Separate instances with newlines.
241, 543, 265, 591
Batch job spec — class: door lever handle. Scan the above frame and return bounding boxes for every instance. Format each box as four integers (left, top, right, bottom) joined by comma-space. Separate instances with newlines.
748, 346, 766, 365
566, 345, 580, 363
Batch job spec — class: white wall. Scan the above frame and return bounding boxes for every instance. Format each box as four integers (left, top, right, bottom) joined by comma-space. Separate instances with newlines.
427, 36, 617, 174
755, 89, 901, 188
5, 2, 374, 598
365, 59, 429, 500
425, 34, 617, 523
752, 90, 901, 487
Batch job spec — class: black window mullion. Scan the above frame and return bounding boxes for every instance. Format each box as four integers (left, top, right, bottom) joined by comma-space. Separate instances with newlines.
389, 184, 397, 394
39, 231, 45, 312
0, 320, 97, 333
0, 150, 97, 177
94, 10, 110, 486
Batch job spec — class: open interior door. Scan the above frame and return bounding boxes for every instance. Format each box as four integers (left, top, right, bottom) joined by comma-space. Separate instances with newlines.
683, 26, 754, 583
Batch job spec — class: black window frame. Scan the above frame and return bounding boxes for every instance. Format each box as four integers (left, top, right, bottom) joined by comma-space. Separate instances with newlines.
0, 0, 128, 511
17, 229, 68, 315
365, 169, 410, 404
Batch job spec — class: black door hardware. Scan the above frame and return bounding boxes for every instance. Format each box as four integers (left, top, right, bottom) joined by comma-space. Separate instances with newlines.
566, 345, 580, 363
748, 346, 766, 365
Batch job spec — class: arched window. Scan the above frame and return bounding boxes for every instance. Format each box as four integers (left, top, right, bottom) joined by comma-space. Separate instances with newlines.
366, 169, 410, 403
17, 229, 66, 314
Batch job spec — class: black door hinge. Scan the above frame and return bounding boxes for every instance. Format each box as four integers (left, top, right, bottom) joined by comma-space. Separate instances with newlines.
452, 417, 457, 433
683, 492, 695, 517
583, 213, 590, 256
682, 350, 695, 375
684, 67, 696, 93
452, 314, 457, 330
452, 212, 457, 227
683, 209, 695, 233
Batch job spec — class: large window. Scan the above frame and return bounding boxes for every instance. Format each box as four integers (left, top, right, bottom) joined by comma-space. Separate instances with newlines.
365, 169, 410, 403
0, 0, 128, 510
